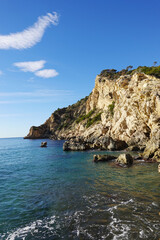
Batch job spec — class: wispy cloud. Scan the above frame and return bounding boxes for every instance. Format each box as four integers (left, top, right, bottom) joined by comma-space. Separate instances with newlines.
14, 60, 46, 72
35, 69, 59, 78
0, 99, 51, 104
0, 89, 71, 98
0, 70, 3, 75
0, 89, 72, 104
0, 113, 26, 117
0, 12, 59, 50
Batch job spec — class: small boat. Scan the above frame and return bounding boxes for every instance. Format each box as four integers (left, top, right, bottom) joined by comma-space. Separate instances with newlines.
41, 142, 47, 147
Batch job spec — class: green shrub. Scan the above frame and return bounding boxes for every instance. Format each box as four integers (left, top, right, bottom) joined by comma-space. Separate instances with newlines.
100, 69, 131, 80
108, 101, 115, 116
76, 109, 95, 124
86, 112, 102, 128
99, 65, 160, 80
135, 66, 160, 78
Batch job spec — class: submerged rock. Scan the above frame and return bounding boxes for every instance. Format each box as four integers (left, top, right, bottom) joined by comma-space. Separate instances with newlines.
93, 154, 117, 162
116, 153, 133, 166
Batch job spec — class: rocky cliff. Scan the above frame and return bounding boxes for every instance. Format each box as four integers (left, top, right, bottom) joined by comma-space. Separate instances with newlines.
25, 68, 160, 160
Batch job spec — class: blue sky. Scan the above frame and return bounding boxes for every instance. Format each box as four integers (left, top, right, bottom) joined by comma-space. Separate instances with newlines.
0, 0, 160, 138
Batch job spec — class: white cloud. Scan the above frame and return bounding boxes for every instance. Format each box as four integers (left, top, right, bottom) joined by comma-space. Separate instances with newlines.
14, 60, 46, 72
0, 70, 3, 75
35, 69, 59, 78
0, 12, 59, 50
13, 60, 59, 78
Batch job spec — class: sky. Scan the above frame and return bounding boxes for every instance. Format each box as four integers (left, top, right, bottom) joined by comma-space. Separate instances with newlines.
0, 0, 160, 138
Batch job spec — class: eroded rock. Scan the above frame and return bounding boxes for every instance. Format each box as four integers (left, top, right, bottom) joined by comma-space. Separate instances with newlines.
152, 149, 160, 162
116, 153, 133, 166
25, 72, 160, 158
93, 154, 117, 162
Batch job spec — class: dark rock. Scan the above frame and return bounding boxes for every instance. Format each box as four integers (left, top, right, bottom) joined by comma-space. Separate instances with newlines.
126, 145, 140, 151
134, 156, 143, 160
116, 153, 133, 166
107, 138, 128, 151
63, 140, 88, 151
41, 142, 47, 147
93, 154, 117, 162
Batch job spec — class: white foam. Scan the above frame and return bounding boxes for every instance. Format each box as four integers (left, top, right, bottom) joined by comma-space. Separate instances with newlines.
152, 202, 158, 207
5, 215, 56, 240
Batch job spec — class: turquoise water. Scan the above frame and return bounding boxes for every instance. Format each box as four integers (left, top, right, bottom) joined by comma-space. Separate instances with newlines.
0, 138, 160, 239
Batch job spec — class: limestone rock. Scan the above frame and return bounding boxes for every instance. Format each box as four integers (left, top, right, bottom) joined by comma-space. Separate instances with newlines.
63, 139, 88, 151
152, 149, 160, 162
25, 71, 160, 157
116, 153, 133, 166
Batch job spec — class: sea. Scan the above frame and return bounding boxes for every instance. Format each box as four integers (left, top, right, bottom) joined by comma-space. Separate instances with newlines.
0, 138, 160, 240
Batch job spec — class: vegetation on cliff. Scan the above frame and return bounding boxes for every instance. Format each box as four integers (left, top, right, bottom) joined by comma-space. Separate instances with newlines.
25, 96, 88, 139
75, 109, 95, 124
108, 101, 115, 117
100, 65, 160, 79
86, 112, 102, 128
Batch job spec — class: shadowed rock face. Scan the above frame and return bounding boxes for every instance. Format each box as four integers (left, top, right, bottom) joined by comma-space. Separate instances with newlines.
116, 154, 133, 166
25, 72, 160, 157
93, 154, 117, 162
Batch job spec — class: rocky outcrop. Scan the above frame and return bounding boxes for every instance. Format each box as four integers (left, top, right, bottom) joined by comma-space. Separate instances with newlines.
24, 125, 51, 139
152, 149, 160, 162
116, 153, 133, 166
24, 96, 88, 139
25, 70, 160, 157
63, 136, 128, 151
93, 154, 117, 162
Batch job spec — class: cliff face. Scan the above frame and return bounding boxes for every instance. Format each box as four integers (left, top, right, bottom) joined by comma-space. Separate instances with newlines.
25, 72, 160, 159
24, 96, 88, 140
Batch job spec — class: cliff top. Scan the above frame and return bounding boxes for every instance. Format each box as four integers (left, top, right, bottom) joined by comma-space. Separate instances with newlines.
99, 65, 160, 80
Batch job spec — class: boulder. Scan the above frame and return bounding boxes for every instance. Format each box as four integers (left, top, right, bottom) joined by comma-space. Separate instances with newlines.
142, 129, 160, 159
93, 154, 117, 162
63, 140, 88, 151
107, 138, 128, 151
152, 149, 160, 162
41, 141, 47, 147
116, 153, 133, 166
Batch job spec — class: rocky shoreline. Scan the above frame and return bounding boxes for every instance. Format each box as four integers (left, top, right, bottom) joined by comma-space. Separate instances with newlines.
93, 153, 158, 168
25, 69, 160, 163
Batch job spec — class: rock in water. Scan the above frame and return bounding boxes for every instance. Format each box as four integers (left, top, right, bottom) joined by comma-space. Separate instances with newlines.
116, 153, 133, 166
41, 142, 47, 147
93, 154, 117, 162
